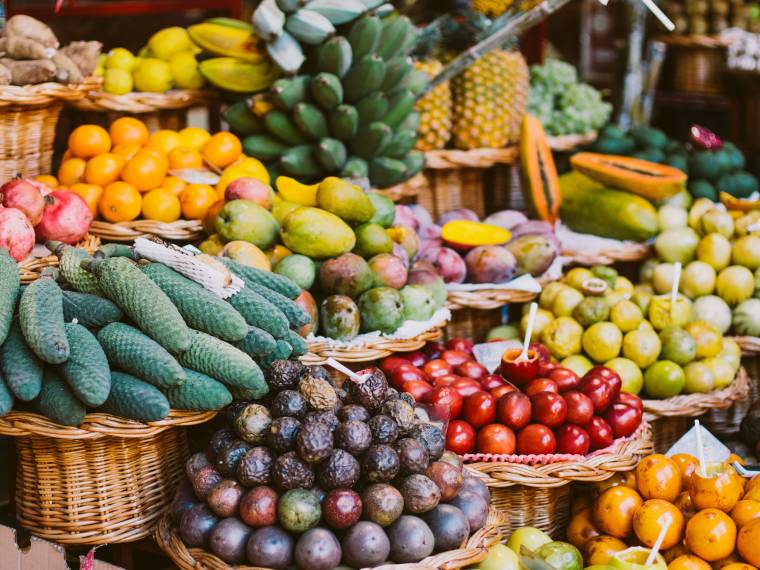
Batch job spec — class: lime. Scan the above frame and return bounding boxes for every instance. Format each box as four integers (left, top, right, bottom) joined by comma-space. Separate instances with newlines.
132, 58, 173, 93
659, 327, 697, 365
169, 51, 205, 89
521, 308, 554, 338
622, 327, 661, 368
648, 295, 693, 331
540, 316, 583, 360
561, 354, 594, 377
106, 47, 135, 71
582, 322, 623, 363
565, 267, 594, 291
644, 361, 685, 399
684, 321, 722, 358
683, 361, 716, 394
103, 68, 133, 95
610, 300, 643, 332
605, 357, 644, 394
703, 357, 735, 388
552, 287, 584, 317
717, 338, 742, 372
697, 232, 732, 270
148, 26, 194, 60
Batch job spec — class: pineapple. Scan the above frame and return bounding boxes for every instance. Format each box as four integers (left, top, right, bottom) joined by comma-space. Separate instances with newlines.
451, 49, 529, 150
472, 0, 514, 17
414, 59, 452, 151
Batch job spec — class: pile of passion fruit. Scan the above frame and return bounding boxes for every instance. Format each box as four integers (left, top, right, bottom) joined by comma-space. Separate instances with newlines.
568, 452, 760, 569
169, 360, 492, 569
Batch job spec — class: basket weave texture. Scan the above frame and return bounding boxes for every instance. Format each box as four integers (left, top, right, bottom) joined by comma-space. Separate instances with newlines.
0, 410, 215, 545
69, 88, 213, 113
156, 507, 505, 570
732, 336, 760, 356
446, 288, 538, 311
88, 219, 204, 242
561, 243, 651, 266
17, 234, 100, 284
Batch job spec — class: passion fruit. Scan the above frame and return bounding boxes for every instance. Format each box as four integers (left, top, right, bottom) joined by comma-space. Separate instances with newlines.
540, 316, 584, 360
648, 296, 693, 331
582, 322, 623, 363
622, 326, 661, 369
685, 321, 723, 359
697, 232, 733, 270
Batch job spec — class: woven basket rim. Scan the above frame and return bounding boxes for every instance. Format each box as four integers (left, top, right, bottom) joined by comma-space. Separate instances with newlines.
0, 77, 100, 106
643, 367, 750, 420
89, 219, 204, 242
0, 409, 217, 439
464, 421, 653, 488
546, 131, 597, 152
446, 288, 539, 310
69, 88, 215, 113
374, 172, 427, 200
561, 242, 651, 266
17, 234, 100, 284
424, 147, 519, 169
728, 336, 760, 356
156, 507, 504, 570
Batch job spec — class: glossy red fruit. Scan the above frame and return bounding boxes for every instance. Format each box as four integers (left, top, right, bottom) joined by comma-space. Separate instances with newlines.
604, 403, 642, 439
405, 351, 427, 368
555, 424, 591, 455
538, 361, 560, 376
548, 368, 580, 393
429, 385, 464, 420
451, 378, 483, 399
586, 416, 614, 451
530, 392, 568, 428
563, 391, 594, 426
690, 124, 723, 150
530, 343, 552, 364
402, 380, 433, 403
481, 374, 507, 391
490, 384, 517, 399
586, 366, 622, 400
446, 420, 476, 454
579, 376, 614, 413
500, 348, 540, 386
477, 424, 515, 455
457, 361, 488, 381
497, 392, 532, 431
441, 350, 473, 367
524, 378, 559, 397
463, 392, 496, 428
381, 356, 411, 376
423, 341, 446, 360
517, 424, 556, 455
447, 338, 474, 354
390, 364, 428, 390
423, 359, 453, 380
616, 392, 643, 413
433, 373, 460, 387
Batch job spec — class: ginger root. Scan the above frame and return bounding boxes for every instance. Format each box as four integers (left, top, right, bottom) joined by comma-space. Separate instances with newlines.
0, 58, 56, 85
4, 15, 59, 49
0, 36, 56, 60
59, 41, 102, 76
52, 52, 83, 84
0, 64, 11, 86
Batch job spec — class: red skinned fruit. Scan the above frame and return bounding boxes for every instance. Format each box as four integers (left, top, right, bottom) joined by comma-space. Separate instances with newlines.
446, 420, 476, 454
530, 343, 552, 364
481, 375, 507, 391
402, 380, 433, 403
586, 366, 622, 400
490, 384, 516, 399
477, 424, 515, 455
517, 424, 556, 455
447, 338, 474, 354
530, 392, 568, 428
429, 385, 463, 419
423, 341, 445, 360
0, 206, 35, 261
616, 392, 643, 413
224, 178, 273, 209
463, 391, 497, 428
390, 364, 427, 390
580, 376, 614, 413
500, 348, 540, 386
523, 378, 559, 397
548, 368, 580, 392
0, 177, 44, 225
497, 392, 532, 431
458, 361, 488, 381
441, 350, 473, 367
35, 190, 93, 244
555, 424, 591, 455
423, 359, 453, 380
586, 416, 614, 450
451, 378, 483, 399
433, 373, 460, 387
381, 356, 412, 376
604, 403, 642, 439
405, 351, 427, 368
563, 391, 594, 426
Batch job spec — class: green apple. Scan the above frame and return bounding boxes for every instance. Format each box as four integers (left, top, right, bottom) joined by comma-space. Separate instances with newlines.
475, 544, 521, 570
507, 527, 552, 555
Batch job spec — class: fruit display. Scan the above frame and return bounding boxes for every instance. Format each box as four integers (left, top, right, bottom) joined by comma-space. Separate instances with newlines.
0, 15, 101, 86
567, 452, 760, 569
0, 241, 310, 425
381, 338, 644, 456
170, 359, 493, 567
527, 59, 612, 137
640, 197, 760, 338
474, 526, 585, 570
488, 264, 743, 399
588, 124, 759, 202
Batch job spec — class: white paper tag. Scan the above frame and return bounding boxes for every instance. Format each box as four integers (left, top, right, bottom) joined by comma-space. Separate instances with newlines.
666, 423, 731, 462
473, 340, 521, 373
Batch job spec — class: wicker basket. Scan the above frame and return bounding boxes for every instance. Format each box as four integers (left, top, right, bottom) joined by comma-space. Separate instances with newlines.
156, 507, 504, 570
465, 423, 653, 537
88, 220, 204, 242
547, 131, 597, 152
561, 243, 651, 267
17, 234, 100, 284
445, 288, 538, 341
660, 35, 728, 95
375, 172, 427, 203
644, 367, 750, 453
0, 78, 98, 179
0, 410, 216, 545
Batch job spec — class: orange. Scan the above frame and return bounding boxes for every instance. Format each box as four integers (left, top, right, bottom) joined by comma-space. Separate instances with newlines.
99, 181, 141, 222
690, 465, 744, 512
141, 188, 181, 222
636, 453, 683, 502
667, 555, 712, 570
566, 506, 600, 549
584, 535, 627, 565
722, 564, 758, 570
139, 146, 170, 170
745, 486, 760, 502
84, 153, 123, 187
592, 486, 643, 539
673, 454, 699, 487
178, 126, 210, 151
62, 148, 72, 161
662, 543, 691, 564
163, 176, 187, 195
69, 183, 103, 216
674, 491, 697, 520
202, 131, 241, 168
112, 142, 142, 161
68, 124, 111, 158
715, 556, 753, 569
739, 518, 760, 566
633, 499, 685, 549
179, 184, 217, 220
58, 158, 87, 187
145, 129, 181, 155
109, 117, 149, 146
685, 508, 737, 562
34, 174, 58, 188
593, 471, 637, 496
731, 500, 760, 528
746, 476, 760, 496
121, 150, 167, 192
168, 147, 203, 169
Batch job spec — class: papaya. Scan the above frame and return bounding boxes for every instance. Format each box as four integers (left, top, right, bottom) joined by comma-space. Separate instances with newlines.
187, 23, 263, 62
559, 171, 659, 242
570, 152, 686, 200
199, 57, 279, 93
441, 220, 511, 251
520, 114, 561, 223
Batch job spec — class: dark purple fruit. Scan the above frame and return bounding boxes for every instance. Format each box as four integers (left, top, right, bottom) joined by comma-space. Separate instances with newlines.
348, 367, 388, 411
459, 476, 490, 504
294, 527, 342, 570
335, 420, 372, 455
186, 451, 211, 480
338, 404, 370, 422
206, 427, 236, 461
342, 521, 391, 567
410, 423, 445, 461
317, 449, 360, 490
362, 444, 400, 483
267, 416, 301, 453
396, 438, 430, 475
179, 503, 218, 547
387, 515, 435, 563
272, 451, 315, 490
266, 359, 306, 390
363, 483, 404, 527
234, 404, 272, 444
277, 489, 321, 533
449, 491, 489, 531
305, 365, 331, 384
192, 465, 223, 500
298, 374, 338, 411
423, 504, 470, 552
439, 450, 463, 470
382, 398, 416, 433
322, 488, 362, 529
207, 479, 244, 518
246, 526, 294, 570
368, 414, 399, 444
271, 389, 308, 419
209, 517, 251, 564
426, 461, 462, 502
236, 446, 274, 487
170, 480, 197, 524
400, 474, 441, 514
296, 421, 333, 463
226, 400, 249, 424
239, 486, 278, 527
399, 392, 415, 407
302, 411, 340, 431
216, 440, 252, 477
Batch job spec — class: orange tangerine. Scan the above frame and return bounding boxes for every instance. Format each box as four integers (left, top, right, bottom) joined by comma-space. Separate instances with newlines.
99, 181, 141, 222
667, 555, 712, 570
731, 500, 760, 528
566, 506, 601, 549
715, 556, 752, 569
746, 476, 760, 496
684, 508, 737, 562
739, 517, 760, 566
178, 126, 210, 151
202, 131, 241, 168
179, 184, 217, 220
674, 491, 697, 520
584, 535, 627, 565
168, 146, 203, 169
68, 124, 111, 158
593, 471, 638, 496
145, 129, 182, 154
139, 146, 169, 170
58, 158, 87, 187
121, 150, 167, 192
34, 174, 58, 188
84, 153, 123, 187
109, 117, 149, 146
633, 499, 685, 549
162, 176, 187, 195
62, 148, 72, 161
722, 564, 758, 570
672, 454, 699, 487
690, 464, 744, 512
593, 486, 643, 539
69, 183, 103, 216
636, 453, 683, 502
141, 188, 181, 222
112, 142, 142, 161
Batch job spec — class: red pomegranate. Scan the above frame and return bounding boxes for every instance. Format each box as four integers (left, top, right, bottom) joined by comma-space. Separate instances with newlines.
0, 176, 45, 225
0, 206, 35, 261
35, 190, 92, 245
690, 125, 723, 150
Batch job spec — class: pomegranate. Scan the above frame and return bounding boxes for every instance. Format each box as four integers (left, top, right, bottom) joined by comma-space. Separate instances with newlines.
35, 190, 92, 245
690, 125, 722, 150
0, 176, 45, 225
0, 206, 35, 261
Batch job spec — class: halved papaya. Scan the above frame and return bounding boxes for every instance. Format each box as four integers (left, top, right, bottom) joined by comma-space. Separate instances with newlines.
520, 115, 561, 224
570, 152, 686, 200
441, 220, 511, 251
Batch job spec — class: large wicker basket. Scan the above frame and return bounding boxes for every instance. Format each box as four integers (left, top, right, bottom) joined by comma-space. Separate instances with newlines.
156, 507, 505, 570
660, 35, 728, 95
644, 367, 750, 453
561, 242, 651, 267
88, 219, 204, 242
17, 234, 100, 284
465, 423, 653, 537
0, 410, 216, 545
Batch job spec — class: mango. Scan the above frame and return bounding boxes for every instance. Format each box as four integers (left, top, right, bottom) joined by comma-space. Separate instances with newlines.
274, 254, 315, 290
320, 295, 360, 341
400, 285, 436, 321
358, 287, 404, 333
387, 225, 420, 259
353, 223, 393, 259
280, 206, 356, 259
215, 200, 279, 250
368, 192, 395, 227
316, 177, 375, 223
318, 253, 373, 298
368, 253, 408, 289
272, 200, 300, 224
221, 240, 271, 271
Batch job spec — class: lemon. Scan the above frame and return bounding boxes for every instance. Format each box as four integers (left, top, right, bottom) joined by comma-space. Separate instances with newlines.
169, 51, 205, 89
685, 320, 723, 359
605, 357, 643, 394
132, 58, 173, 93
610, 300, 643, 333
702, 357, 735, 388
106, 47, 136, 71
147, 27, 194, 60
582, 321, 623, 363
103, 68, 133, 95
623, 327, 661, 368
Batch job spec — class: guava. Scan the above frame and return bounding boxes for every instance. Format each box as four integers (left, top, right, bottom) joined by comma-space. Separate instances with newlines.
540, 317, 584, 360
659, 327, 697, 365
716, 265, 755, 305
679, 261, 716, 299
552, 287, 585, 317
582, 322, 623, 363
654, 227, 700, 264
648, 296, 693, 330
644, 361, 686, 399
683, 362, 716, 394
610, 300, 643, 333
622, 327, 661, 369
604, 357, 644, 394
687, 198, 715, 231
658, 204, 688, 231
692, 295, 732, 334
696, 233, 732, 270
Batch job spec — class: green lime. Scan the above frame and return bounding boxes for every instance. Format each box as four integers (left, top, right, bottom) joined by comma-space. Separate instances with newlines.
644, 360, 685, 398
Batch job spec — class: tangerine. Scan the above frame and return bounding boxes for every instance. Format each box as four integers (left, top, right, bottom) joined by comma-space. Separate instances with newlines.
34, 174, 58, 188
738, 517, 760, 566
684, 508, 736, 562
109, 117, 149, 146
84, 153, 123, 187
112, 142, 141, 161
202, 131, 241, 168
636, 453, 683, 502
593, 471, 638, 496
722, 564, 758, 570
667, 555, 712, 570
584, 535, 627, 565
99, 181, 141, 222
566, 506, 601, 549
690, 465, 744, 512
69, 183, 103, 216
69, 125, 111, 158
58, 158, 87, 187
746, 476, 760, 496
145, 129, 182, 154
179, 184, 217, 220
672, 454, 699, 486
731, 500, 760, 528
141, 188, 181, 222
633, 499, 685, 549
178, 126, 210, 151
162, 176, 187, 195
121, 150, 167, 191
593, 486, 644, 539
168, 146, 203, 169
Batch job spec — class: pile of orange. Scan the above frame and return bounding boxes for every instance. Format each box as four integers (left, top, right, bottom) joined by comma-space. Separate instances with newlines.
567, 453, 760, 569
38, 118, 264, 224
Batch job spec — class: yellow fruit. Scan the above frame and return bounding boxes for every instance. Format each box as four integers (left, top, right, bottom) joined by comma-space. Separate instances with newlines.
141, 188, 181, 222
685, 321, 723, 359
84, 153, 123, 187
202, 132, 242, 168
584, 535, 628, 565
266, 245, 292, 266
703, 357, 736, 389
220, 241, 271, 271
103, 68, 133, 95
689, 464, 744, 512
636, 454, 682, 502
275, 176, 319, 206
106, 47, 135, 71
145, 130, 182, 155
147, 27, 194, 60
738, 518, 760, 566
566, 507, 601, 548
216, 157, 269, 195
99, 181, 141, 222
121, 150, 168, 192
684, 508, 736, 561
163, 176, 187, 195
58, 157, 87, 186
34, 174, 58, 188
414, 59, 451, 151
169, 51, 205, 89
731, 500, 760, 528
633, 499, 685, 549
593, 486, 643, 539
610, 300, 644, 332
667, 555, 712, 570
132, 58, 173, 93
69, 125, 111, 158
178, 127, 210, 151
